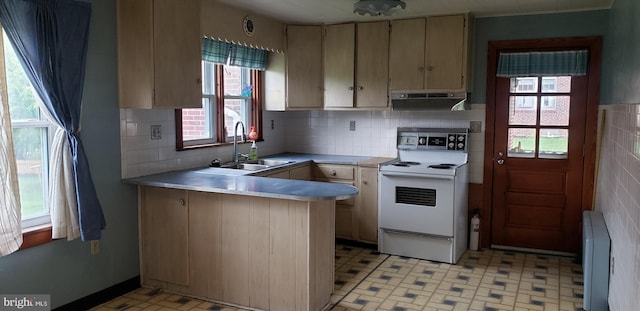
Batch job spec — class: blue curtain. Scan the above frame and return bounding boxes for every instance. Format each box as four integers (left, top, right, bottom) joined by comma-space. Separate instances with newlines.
0, 0, 105, 240
496, 50, 589, 77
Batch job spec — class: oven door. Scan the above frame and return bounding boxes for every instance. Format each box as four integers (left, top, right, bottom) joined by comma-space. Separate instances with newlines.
379, 171, 455, 237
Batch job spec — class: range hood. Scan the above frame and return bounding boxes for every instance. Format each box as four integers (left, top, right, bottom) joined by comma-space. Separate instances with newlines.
391, 92, 468, 111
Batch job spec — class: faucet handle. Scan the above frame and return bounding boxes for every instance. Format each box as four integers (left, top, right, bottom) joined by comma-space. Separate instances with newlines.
237, 153, 249, 162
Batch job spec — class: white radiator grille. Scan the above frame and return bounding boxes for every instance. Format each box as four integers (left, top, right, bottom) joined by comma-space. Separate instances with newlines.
582, 211, 610, 311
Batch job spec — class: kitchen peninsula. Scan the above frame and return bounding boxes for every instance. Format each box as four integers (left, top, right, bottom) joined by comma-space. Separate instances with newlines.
125, 166, 358, 311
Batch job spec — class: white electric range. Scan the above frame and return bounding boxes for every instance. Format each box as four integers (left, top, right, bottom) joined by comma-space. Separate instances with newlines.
378, 127, 469, 264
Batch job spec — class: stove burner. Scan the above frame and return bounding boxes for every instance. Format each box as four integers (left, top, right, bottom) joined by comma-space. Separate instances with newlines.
392, 161, 420, 167
429, 164, 456, 169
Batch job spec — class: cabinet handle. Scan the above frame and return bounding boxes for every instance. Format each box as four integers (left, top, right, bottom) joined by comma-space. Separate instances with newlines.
426, 65, 434, 71
358, 86, 364, 91
418, 66, 424, 72
196, 78, 202, 84
331, 170, 337, 176
362, 180, 368, 185
178, 199, 186, 206
348, 86, 354, 90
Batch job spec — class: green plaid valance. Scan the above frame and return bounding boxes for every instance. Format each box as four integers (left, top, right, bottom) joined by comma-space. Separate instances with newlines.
202, 38, 230, 64
497, 50, 589, 77
201, 37, 268, 70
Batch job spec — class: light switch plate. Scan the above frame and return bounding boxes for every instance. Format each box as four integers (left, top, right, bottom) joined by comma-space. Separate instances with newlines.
349, 120, 356, 131
151, 125, 162, 140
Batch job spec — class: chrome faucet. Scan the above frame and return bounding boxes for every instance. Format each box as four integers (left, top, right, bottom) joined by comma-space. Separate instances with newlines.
233, 121, 246, 163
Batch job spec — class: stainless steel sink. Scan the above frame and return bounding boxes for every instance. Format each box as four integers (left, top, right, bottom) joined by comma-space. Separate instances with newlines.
218, 159, 293, 171
248, 159, 292, 166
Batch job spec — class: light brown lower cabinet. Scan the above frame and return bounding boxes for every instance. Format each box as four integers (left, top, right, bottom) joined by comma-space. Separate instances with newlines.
139, 186, 335, 311
356, 166, 379, 243
313, 164, 379, 244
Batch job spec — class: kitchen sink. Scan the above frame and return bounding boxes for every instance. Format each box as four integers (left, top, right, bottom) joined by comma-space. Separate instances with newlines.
218, 159, 293, 171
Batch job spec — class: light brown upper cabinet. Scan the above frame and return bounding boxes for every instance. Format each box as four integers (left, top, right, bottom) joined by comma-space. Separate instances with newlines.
117, 0, 202, 109
324, 21, 389, 109
389, 14, 471, 92
285, 25, 324, 109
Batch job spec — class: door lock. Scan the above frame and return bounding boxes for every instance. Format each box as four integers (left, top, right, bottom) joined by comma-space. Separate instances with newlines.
497, 159, 504, 165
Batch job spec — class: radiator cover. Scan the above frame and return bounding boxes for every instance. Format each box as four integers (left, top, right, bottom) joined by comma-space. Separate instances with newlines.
582, 211, 610, 311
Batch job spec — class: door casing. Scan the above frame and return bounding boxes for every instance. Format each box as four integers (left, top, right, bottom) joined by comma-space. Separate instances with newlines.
481, 37, 602, 248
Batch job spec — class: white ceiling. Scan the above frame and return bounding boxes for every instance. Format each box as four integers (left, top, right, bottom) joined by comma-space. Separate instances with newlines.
216, 0, 614, 24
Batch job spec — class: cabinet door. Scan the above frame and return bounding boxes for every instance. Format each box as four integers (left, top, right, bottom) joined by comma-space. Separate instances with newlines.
324, 23, 355, 108
286, 25, 323, 109
356, 21, 389, 108
425, 15, 466, 90
389, 18, 426, 91
141, 186, 189, 286
117, 0, 153, 109
357, 167, 378, 243
153, 0, 202, 108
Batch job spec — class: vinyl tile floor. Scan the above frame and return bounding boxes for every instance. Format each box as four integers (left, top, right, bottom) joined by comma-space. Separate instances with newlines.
91, 243, 584, 311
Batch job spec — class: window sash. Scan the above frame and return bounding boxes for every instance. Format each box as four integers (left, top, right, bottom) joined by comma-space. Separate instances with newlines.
176, 64, 262, 150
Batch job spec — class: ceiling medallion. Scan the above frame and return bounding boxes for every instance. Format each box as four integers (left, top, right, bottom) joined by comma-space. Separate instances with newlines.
353, 0, 406, 16
242, 15, 255, 37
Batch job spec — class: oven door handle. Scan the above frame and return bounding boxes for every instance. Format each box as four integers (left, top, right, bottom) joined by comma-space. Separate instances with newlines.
380, 172, 455, 180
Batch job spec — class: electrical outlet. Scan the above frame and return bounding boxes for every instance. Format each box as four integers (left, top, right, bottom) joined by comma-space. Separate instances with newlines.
470, 121, 482, 133
271, 120, 275, 130
349, 120, 356, 131
90, 240, 100, 255
151, 125, 162, 140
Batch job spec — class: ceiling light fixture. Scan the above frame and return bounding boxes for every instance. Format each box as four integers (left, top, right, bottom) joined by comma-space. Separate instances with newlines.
353, 0, 406, 16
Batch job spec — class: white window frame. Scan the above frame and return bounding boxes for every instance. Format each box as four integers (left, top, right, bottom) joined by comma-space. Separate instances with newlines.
2, 29, 54, 229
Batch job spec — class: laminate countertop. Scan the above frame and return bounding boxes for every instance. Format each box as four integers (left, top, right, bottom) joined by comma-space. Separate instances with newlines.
123, 153, 391, 201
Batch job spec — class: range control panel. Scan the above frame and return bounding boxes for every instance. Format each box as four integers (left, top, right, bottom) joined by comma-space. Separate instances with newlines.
398, 128, 468, 151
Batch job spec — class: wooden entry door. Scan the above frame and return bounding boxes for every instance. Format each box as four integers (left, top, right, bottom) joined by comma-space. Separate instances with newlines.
484, 38, 601, 253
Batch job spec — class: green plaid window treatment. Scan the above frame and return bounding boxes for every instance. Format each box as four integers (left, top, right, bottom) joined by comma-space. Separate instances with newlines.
497, 50, 589, 77
201, 37, 268, 70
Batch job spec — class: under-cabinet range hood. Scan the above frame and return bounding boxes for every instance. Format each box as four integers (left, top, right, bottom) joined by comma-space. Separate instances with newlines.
391, 92, 468, 111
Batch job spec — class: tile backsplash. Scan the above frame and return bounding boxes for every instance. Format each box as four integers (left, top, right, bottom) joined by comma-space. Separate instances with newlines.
594, 104, 640, 311
120, 105, 485, 182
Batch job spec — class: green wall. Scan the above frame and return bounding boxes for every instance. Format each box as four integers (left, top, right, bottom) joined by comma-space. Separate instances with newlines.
604, 0, 640, 103
0, 0, 139, 308
470, 10, 610, 104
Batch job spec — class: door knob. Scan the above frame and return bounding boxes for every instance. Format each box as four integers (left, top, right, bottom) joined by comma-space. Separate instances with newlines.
497, 159, 504, 165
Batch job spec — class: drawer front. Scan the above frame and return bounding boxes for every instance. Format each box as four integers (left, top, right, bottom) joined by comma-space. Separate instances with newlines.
313, 164, 355, 180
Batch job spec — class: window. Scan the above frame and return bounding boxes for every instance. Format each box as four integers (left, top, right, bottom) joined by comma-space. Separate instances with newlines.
2, 30, 53, 228
176, 61, 262, 149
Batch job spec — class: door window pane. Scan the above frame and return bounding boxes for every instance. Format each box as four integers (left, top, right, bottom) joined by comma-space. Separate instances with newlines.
509, 96, 538, 125
541, 76, 571, 93
540, 96, 570, 126
510, 77, 538, 93
539, 129, 568, 159
508, 128, 536, 158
